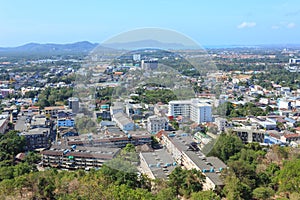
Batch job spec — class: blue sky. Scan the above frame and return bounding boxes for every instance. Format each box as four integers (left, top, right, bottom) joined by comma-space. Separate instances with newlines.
0, 0, 299, 46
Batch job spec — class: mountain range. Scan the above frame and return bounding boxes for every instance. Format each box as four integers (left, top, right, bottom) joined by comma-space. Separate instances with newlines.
0, 41, 98, 56
0, 40, 197, 56
101, 39, 195, 49
1, 41, 300, 56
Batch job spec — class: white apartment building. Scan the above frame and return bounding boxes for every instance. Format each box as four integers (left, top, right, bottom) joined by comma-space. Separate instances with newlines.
168, 100, 191, 118
168, 99, 212, 123
215, 117, 227, 132
147, 115, 168, 134
190, 99, 212, 123
289, 58, 300, 64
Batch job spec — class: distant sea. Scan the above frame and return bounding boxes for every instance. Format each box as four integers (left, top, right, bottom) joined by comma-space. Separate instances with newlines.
203, 44, 300, 49
203, 45, 260, 49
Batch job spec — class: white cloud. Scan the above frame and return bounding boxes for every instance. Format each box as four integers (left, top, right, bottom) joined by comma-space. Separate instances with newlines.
237, 22, 256, 29
271, 22, 296, 29
287, 22, 296, 28
271, 25, 280, 29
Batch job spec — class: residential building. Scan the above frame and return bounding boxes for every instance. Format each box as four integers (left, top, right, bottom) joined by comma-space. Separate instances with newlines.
289, 58, 300, 64
190, 99, 212, 123
94, 110, 111, 121
11, 109, 18, 122
110, 102, 124, 116
133, 54, 141, 61
125, 103, 142, 117
99, 121, 116, 129
141, 59, 158, 70
214, 117, 227, 132
44, 106, 65, 115
258, 121, 277, 130
0, 89, 14, 98
68, 97, 79, 113
168, 99, 212, 123
64, 131, 151, 148
112, 112, 135, 131
139, 149, 176, 179
30, 115, 48, 128
231, 128, 265, 143
147, 115, 168, 134
21, 106, 40, 115
158, 131, 227, 190
264, 135, 283, 145
41, 145, 120, 170
154, 103, 168, 116
281, 133, 300, 143
168, 100, 191, 118
56, 110, 73, 119
277, 98, 292, 110
58, 127, 78, 138
0, 118, 9, 134
57, 118, 75, 127
20, 128, 50, 150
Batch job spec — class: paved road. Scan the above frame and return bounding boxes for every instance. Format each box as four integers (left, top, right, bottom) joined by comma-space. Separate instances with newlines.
14, 116, 28, 132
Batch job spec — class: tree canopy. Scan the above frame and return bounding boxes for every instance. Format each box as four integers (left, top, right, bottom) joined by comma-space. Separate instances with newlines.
208, 133, 244, 163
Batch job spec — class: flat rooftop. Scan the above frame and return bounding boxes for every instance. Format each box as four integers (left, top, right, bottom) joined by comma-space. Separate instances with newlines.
163, 131, 227, 185
141, 149, 176, 179
42, 145, 121, 159
169, 100, 191, 104
20, 128, 50, 136
65, 131, 151, 145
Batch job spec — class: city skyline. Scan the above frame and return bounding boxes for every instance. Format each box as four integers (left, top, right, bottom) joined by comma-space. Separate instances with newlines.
1, 0, 300, 47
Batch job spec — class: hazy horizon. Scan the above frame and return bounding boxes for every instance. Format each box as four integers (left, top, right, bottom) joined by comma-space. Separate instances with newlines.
2, 40, 300, 49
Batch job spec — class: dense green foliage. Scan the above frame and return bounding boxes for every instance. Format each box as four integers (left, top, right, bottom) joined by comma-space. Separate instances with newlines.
0, 129, 300, 200
252, 68, 300, 90
0, 163, 208, 199
225, 102, 267, 117
252, 187, 275, 200
75, 116, 97, 134
47, 74, 76, 84
0, 131, 299, 200
168, 167, 205, 198
169, 120, 179, 130
208, 132, 300, 200
0, 137, 208, 199
132, 87, 177, 104
0, 131, 25, 165
191, 190, 221, 200
0, 131, 40, 198
208, 133, 244, 162
23, 90, 39, 99
36, 87, 73, 108
275, 158, 300, 193
217, 63, 267, 72
95, 87, 114, 102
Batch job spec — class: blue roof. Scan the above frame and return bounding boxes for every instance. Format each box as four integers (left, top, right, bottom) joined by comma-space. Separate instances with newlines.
264, 136, 283, 145
284, 117, 296, 124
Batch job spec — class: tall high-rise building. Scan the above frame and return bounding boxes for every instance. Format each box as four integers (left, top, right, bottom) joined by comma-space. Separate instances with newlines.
190, 99, 212, 123
168, 99, 212, 123
141, 59, 158, 70
168, 100, 191, 118
68, 97, 79, 113
133, 54, 141, 61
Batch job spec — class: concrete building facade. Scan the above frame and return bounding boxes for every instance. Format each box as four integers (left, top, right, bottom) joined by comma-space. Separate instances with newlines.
168, 99, 212, 123
147, 115, 168, 134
